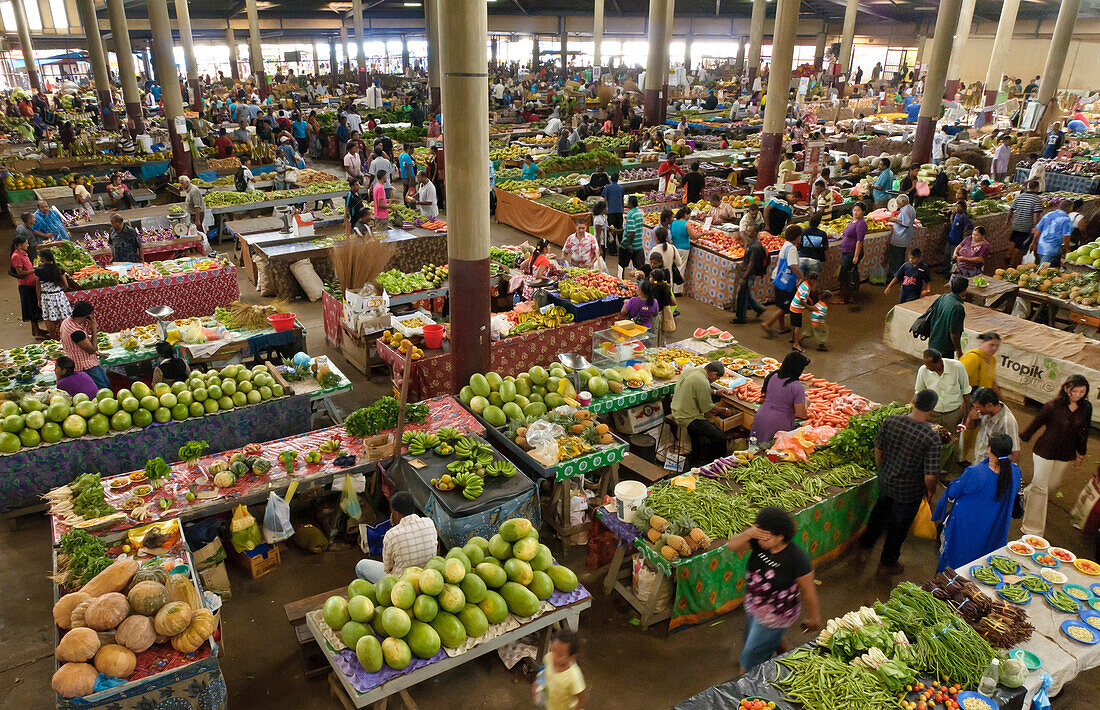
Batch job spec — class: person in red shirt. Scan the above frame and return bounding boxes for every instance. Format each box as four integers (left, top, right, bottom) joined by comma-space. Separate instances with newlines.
18, 100, 33, 118
657, 153, 684, 194
213, 128, 234, 158
10, 235, 45, 338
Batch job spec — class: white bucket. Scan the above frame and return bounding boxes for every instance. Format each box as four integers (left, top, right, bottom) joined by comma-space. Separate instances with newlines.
614, 480, 648, 523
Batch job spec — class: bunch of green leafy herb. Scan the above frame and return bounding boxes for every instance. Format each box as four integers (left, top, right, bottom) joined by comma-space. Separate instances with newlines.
828, 402, 910, 469
144, 457, 172, 484
346, 397, 430, 437
178, 440, 208, 466
59, 529, 112, 587
71, 473, 115, 519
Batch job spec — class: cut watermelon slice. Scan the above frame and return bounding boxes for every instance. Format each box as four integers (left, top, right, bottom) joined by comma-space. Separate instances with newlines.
693, 328, 709, 339
717, 332, 734, 341
704, 326, 722, 336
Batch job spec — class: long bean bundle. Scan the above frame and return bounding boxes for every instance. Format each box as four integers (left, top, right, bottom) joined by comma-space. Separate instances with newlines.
773, 647, 901, 710
644, 479, 756, 539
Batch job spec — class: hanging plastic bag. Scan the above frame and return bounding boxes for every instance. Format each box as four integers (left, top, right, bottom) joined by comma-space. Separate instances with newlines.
526, 420, 565, 467
910, 499, 937, 540
340, 473, 362, 520
263, 482, 297, 544
229, 504, 262, 553
1031, 673, 1052, 710
1021, 251, 1037, 266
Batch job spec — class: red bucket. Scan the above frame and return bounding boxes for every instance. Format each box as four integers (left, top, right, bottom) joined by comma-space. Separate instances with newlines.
267, 313, 297, 332
422, 323, 445, 349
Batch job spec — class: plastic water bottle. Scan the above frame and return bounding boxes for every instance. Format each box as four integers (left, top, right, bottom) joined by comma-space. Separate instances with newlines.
534, 666, 547, 709
978, 658, 1000, 696
748, 434, 758, 452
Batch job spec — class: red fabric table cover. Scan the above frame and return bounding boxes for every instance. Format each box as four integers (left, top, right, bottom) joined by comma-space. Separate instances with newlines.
378, 314, 619, 399
322, 290, 344, 349
90, 239, 205, 266
65, 266, 241, 332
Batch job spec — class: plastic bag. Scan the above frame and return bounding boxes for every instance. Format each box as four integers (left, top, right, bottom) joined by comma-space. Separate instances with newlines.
526, 420, 565, 467
339, 473, 362, 520
1070, 468, 1100, 534
262, 489, 294, 544
180, 324, 207, 344
867, 263, 888, 286
1021, 251, 1037, 266
910, 499, 937, 539
229, 504, 262, 553
1031, 673, 1052, 710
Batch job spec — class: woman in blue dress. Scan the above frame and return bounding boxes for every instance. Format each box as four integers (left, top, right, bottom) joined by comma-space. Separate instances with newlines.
932, 433, 1021, 572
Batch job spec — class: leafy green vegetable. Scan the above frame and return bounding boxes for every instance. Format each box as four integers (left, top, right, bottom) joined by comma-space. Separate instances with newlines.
345, 397, 430, 438
59, 529, 112, 587
144, 457, 172, 483
828, 402, 910, 469
178, 440, 208, 465
70, 472, 115, 519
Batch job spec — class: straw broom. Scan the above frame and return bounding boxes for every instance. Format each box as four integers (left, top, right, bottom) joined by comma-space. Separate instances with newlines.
330, 236, 393, 293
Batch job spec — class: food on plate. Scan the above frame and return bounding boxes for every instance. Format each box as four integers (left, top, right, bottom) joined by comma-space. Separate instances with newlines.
997, 582, 1030, 604
1075, 558, 1100, 575
1007, 541, 1034, 556
1065, 623, 1096, 643
132, 485, 153, 497
1046, 589, 1081, 613
1050, 547, 1076, 562
1019, 575, 1051, 594
1033, 552, 1059, 568
970, 565, 1001, 585
1023, 535, 1049, 550
1040, 568, 1068, 584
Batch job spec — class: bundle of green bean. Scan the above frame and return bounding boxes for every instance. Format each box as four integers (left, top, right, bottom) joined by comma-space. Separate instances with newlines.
773, 647, 900, 710
644, 479, 756, 540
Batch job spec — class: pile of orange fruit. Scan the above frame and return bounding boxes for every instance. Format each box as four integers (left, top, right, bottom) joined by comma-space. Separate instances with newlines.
379, 330, 424, 360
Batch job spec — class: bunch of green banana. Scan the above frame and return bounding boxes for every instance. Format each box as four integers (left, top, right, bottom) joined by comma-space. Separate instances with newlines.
485, 461, 517, 478
435, 426, 463, 442
453, 471, 484, 499
319, 438, 342, 454
455, 436, 493, 461
447, 459, 476, 474
402, 431, 441, 455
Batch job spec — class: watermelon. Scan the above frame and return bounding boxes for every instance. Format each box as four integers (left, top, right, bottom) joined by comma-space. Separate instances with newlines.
692, 328, 708, 338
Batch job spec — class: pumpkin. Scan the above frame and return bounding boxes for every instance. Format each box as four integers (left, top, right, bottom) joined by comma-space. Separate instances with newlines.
56, 627, 101, 662
115, 614, 157, 653
131, 565, 169, 586
52, 662, 98, 698
171, 608, 215, 654
53, 592, 91, 630
166, 573, 203, 610
69, 599, 94, 629
213, 471, 236, 488
80, 558, 139, 597
154, 601, 193, 636
127, 581, 169, 616
86, 592, 130, 631
94, 644, 136, 679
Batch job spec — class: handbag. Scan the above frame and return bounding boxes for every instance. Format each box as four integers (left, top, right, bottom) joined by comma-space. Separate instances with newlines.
661, 305, 677, 333
1012, 491, 1025, 519
909, 297, 937, 340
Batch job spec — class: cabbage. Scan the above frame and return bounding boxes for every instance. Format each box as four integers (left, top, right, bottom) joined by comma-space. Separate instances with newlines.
999, 658, 1027, 688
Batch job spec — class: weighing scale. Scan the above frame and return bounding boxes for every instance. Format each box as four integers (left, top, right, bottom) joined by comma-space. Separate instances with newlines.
146, 305, 175, 340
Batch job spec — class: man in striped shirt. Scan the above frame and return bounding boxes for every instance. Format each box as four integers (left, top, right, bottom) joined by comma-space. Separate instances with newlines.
618, 195, 645, 277
1008, 180, 1044, 266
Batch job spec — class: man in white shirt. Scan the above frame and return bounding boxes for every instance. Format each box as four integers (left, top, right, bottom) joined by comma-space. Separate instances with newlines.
367, 150, 393, 194
239, 158, 256, 192
346, 107, 362, 135
354, 492, 437, 581
914, 349, 972, 431
966, 387, 1021, 463
931, 125, 952, 165
544, 115, 563, 136
413, 171, 438, 218
492, 80, 505, 105
1027, 154, 1046, 192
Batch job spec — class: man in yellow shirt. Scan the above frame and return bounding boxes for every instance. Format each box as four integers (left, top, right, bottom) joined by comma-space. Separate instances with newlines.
671, 362, 730, 469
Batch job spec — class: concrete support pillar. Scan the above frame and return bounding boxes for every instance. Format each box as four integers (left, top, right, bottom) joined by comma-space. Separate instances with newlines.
146, 0, 192, 177
837, 0, 857, 92
352, 0, 366, 91
172, 0, 202, 109
746, 0, 765, 85
439, 0, 491, 391
982, 0, 1020, 120
813, 23, 827, 72
227, 24, 240, 81
401, 36, 410, 74
943, 0, 976, 100
329, 37, 338, 85
911, 0, 963, 165
1035, 0, 1083, 129
313, 46, 321, 78
425, 0, 441, 114
531, 34, 539, 72
662, 0, 674, 122
914, 34, 926, 74
490, 37, 498, 66
734, 37, 746, 77
11, 0, 41, 91
105, 0, 143, 133
643, 0, 670, 126
684, 22, 691, 71
757, 0, 799, 188
339, 26, 348, 75
245, 0, 267, 95
560, 16, 568, 79
76, 0, 119, 129
593, 0, 604, 68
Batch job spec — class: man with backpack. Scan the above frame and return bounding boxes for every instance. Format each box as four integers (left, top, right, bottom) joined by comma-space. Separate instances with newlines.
235, 157, 255, 193
731, 223, 768, 323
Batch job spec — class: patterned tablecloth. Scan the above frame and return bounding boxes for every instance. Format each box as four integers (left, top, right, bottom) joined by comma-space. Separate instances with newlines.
585, 381, 677, 414
597, 475, 878, 631
90, 238, 205, 266
377, 314, 619, 400
0, 393, 312, 513
48, 396, 479, 542
1015, 167, 1100, 195
65, 266, 241, 333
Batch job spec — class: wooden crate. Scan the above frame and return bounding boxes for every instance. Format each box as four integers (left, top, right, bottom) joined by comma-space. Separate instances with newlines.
707, 411, 744, 432
231, 542, 281, 578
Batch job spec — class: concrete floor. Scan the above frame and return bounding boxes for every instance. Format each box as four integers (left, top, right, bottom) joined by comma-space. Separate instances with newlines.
1, 206, 1098, 709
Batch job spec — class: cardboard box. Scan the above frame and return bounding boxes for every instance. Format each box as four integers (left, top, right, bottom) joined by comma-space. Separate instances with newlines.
231, 542, 281, 579
611, 403, 664, 434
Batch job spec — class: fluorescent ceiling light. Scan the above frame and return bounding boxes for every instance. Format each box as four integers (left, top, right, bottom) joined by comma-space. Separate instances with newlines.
403, 2, 421, 5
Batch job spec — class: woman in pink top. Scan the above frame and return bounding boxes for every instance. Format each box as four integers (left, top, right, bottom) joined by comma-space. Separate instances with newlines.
371, 169, 389, 232
563, 220, 601, 270
10, 235, 45, 338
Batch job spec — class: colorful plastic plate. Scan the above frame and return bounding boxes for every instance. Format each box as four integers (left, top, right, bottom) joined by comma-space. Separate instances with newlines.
1041, 568, 1068, 584
1091, 583, 1100, 597
1045, 590, 1082, 613
1061, 619, 1100, 645
1007, 540, 1034, 556
1074, 558, 1100, 576
969, 564, 1003, 586
1050, 547, 1077, 563
1032, 551, 1061, 568
1080, 610, 1100, 632
1064, 584, 1094, 601
987, 555, 1020, 575
955, 691, 999, 710
995, 582, 1032, 605
1008, 648, 1041, 671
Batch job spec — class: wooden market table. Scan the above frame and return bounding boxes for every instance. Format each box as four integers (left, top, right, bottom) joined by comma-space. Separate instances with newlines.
493, 187, 591, 246
64, 265, 240, 332
305, 588, 592, 710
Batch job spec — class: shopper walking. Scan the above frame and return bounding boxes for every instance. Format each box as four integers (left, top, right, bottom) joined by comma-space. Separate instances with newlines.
965, 387, 1020, 464
534, 629, 587, 710
887, 194, 916, 278
858, 389, 942, 575
34, 249, 73, 339
618, 195, 645, 277
932, 433, 1021, 573
838, 202, 867, 304
1019, 375, 1092, 536
761, 225, 803, 338
731, 224, 767, 324
914, 348, 972, 433
726, 507, 820, 674
10, 236, 45, 339
926, 277, 968, 359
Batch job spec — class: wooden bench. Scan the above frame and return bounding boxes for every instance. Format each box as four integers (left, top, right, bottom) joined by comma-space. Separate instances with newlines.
618, 453, 667, 484
284, 585, 346, 679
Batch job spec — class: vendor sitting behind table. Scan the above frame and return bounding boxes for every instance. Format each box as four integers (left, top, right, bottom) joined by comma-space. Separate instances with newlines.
151, 341, 190, 385
213, 127, 234, 158
707, 194, 736, 225
54, 356, 100, 400
355, 491, 438, 582
520, 239, 553, 279
671, 361, 733, 470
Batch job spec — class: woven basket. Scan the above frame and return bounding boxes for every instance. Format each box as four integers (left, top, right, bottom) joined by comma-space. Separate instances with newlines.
366, 433, 396, 460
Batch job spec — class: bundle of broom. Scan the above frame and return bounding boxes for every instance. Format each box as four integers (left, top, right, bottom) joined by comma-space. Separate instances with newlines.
331, 236, 393, 294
